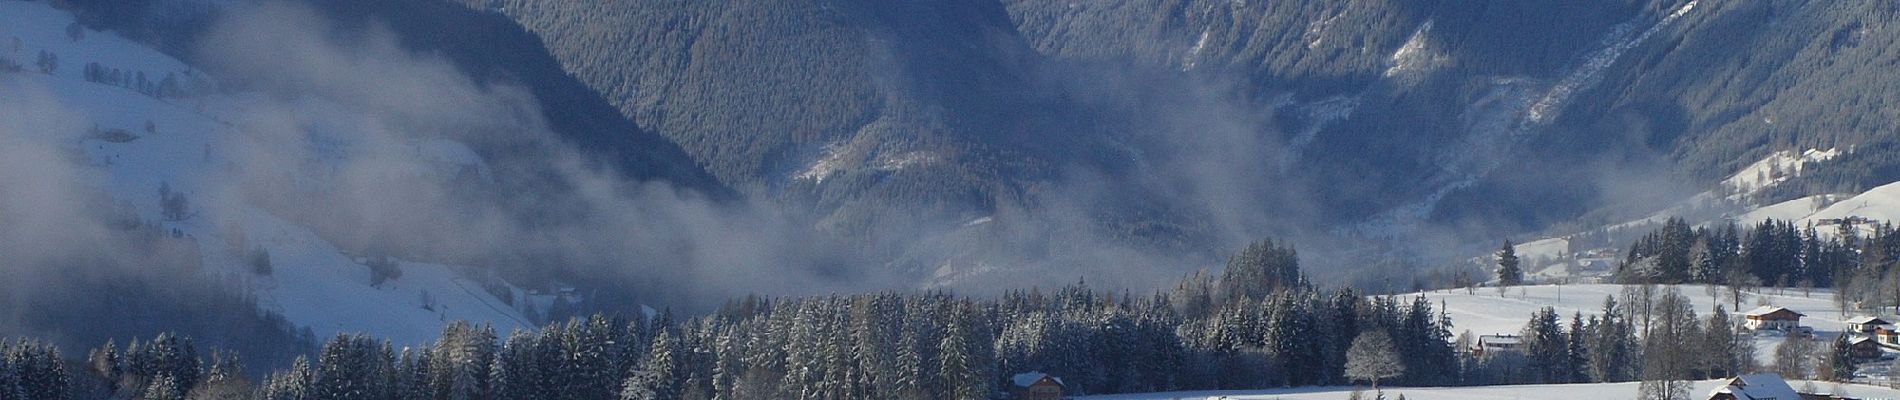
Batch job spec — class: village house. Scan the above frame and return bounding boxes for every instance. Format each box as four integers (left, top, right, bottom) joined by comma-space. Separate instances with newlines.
1742, 306, 1805, 331
1472, 334, 1524, 358
1849, 336, 1884, 360
1706, 373, 1801, 400
1009, 372, 1064, 400
1844, 316, 1891, 333
1876, 326, 1900, 347
1707, 372, 1866, 400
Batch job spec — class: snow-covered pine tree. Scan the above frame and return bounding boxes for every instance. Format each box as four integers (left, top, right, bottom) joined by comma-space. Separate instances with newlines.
622, 330, 680, 400
143, 372, 183, 400
936, 308, 983, 400
0, 349, 23, 400
9, 341, 68, 400
88, 339, 123, 393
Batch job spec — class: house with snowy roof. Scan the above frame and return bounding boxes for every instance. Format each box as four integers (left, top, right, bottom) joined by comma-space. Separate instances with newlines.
1742, 306, 1804, 331
1009, 372, 1064, 400
1844, 316, 1891, 333
1472, 334, 1524, 358
1706, 373, 1800, 400
1849, 336, 1883, 359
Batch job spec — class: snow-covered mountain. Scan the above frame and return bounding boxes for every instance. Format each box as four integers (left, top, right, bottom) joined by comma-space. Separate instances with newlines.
2, 0, 529, 346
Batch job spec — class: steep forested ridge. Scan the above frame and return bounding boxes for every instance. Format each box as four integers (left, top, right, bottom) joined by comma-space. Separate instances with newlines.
28, 0, 1900, 351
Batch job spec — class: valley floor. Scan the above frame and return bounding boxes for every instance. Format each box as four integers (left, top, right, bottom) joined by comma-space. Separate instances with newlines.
1081, 379, 1900, 400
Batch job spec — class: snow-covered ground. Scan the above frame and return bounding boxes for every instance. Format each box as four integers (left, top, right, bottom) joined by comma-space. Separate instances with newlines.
1081, 379, 1900, 400
1408, 284, 1880, 368
1724, 148, 1842, 194
1, 1, 528, 346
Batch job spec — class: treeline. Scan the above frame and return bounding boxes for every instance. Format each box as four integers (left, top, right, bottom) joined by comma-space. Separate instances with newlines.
81, 62, 208, 100
1615, 217, 1900, 289
1471, 287, 1758, 398
0, 239, 1466, 399
8, 235, 1834, 399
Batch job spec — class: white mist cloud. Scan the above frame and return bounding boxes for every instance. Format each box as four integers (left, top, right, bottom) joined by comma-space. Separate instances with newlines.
187, 1, 887, 310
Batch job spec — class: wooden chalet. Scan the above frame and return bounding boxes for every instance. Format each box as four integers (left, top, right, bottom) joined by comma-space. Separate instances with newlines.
1742, 306, 1804, 331
1844, 316, 1891, 333
1009, 372, 1064, 400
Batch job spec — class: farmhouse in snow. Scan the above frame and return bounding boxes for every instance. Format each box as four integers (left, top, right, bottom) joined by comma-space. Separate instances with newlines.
1850, 336, 1884, 359
1877, 326, 1900, 347
1705, 373, 1801, 400
1009, 372, 1064, 400
1844, 316, 1891, 333
1741, 306, 1804, 331
1472, 334, 1524, 358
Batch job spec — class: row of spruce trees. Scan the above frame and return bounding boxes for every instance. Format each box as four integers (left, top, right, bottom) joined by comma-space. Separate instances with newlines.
1, 238, 1467, 399
1613, 217, 1900, 312
8, 234, 1851, 400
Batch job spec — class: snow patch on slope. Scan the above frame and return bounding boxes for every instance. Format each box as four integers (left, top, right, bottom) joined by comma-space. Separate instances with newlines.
1352, 3, 1702, 239
1, 0, 527, 346
1181, 29, 1210, 71
1384, 19, 1439, 77
1526, 0, 1697, 125
1723, 148, 1840, 194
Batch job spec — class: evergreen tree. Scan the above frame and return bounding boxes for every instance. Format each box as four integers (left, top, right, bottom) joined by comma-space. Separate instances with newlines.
0, 349, 22, 400
622, 330, 680, 400
1586, 296, 1636, 383
937, 308, 983, 400
1564, 312, 1589, 383
1219, 238, 1304, 301
1496, 240, 1523, 286
1521, 307, 1568, 383
1702, 306, 1740, 378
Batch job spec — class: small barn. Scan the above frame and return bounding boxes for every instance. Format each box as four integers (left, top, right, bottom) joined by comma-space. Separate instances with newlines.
1742, 306, 1805, 331
1010, 372, 1063, 400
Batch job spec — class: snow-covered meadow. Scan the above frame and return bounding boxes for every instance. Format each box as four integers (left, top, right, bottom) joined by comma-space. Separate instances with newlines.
1080, 378, 1900, 400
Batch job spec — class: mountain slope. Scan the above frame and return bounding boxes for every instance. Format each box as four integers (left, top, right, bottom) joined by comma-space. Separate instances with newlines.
1, 0, 546, 347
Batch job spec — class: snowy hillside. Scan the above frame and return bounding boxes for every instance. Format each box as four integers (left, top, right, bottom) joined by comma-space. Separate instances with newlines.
0, 1, 528, 345
1080, 378, 1900, 400
1491, 146, 1890, 281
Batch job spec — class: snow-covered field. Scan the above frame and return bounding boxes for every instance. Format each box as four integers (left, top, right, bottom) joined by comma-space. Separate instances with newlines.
1408, 283, 1890, 370
1, 1, 528, 346
1081, 379, 1900, 400
1410, 284, 1848, 338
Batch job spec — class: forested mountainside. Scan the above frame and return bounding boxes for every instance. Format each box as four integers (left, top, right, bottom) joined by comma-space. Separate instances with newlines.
53, 0, 729, 195
29, 0, 1900, 320
1008, 0, 1900, 231
463, 0, 1900, 279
